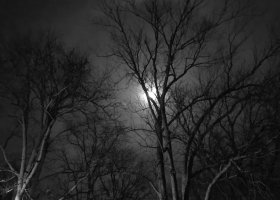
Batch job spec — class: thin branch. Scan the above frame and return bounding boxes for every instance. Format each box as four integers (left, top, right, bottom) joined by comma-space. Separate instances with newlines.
0, 145, 17, 174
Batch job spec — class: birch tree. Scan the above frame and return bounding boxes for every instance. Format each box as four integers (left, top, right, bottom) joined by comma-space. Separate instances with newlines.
0, 32, 109, 200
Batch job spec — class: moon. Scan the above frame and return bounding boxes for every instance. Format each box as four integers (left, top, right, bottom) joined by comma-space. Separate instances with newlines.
139, 86, 157, 103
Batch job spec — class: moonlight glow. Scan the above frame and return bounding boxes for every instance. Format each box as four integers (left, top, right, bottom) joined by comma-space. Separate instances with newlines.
147, 87, 157, 100
139, 86, 158, 103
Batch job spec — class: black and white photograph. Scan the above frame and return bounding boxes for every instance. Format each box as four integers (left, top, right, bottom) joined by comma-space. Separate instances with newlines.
0, 0, 280, 199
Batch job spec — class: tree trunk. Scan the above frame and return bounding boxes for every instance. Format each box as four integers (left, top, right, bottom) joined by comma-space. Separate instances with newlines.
182, 176, 190, 200
29, 140, 49, 199
157, 142, 168, 200
14, 193, 21, 200
166, 144, 179, 200
182, 149, 194, 200
162, 108, 179, 200
155, 119, 168, 200
29, 117, 53, 198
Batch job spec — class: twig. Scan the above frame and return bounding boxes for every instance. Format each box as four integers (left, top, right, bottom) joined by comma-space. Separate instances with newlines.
0, 145, 17, 174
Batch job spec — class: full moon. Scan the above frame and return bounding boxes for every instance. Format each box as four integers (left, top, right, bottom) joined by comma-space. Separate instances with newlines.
140, 86, 158, 103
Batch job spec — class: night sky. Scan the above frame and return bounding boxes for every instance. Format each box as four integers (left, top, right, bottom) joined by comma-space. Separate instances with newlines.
0, 0, 280, 140
1, 0, 279, 53
0, 0, 104, 53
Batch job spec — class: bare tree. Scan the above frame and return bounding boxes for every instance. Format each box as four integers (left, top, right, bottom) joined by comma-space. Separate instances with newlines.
52, 121, 152, 200
0, 32, 110, 200
99, 0, 280, 200
54, 117, 124, 200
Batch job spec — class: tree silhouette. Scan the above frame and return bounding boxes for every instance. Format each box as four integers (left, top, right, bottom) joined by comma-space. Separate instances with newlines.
0, 32, 111, 200
100, 0, 280, 200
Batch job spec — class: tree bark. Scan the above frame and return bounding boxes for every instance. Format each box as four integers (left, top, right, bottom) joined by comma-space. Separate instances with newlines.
161, 106, 179, 200
182, 141, 195, 200
14, 193, 21, 200
156, 120, 168, 200
156, 142, 168, 200
29, 140, 49, 199
165, 134, 179, 200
